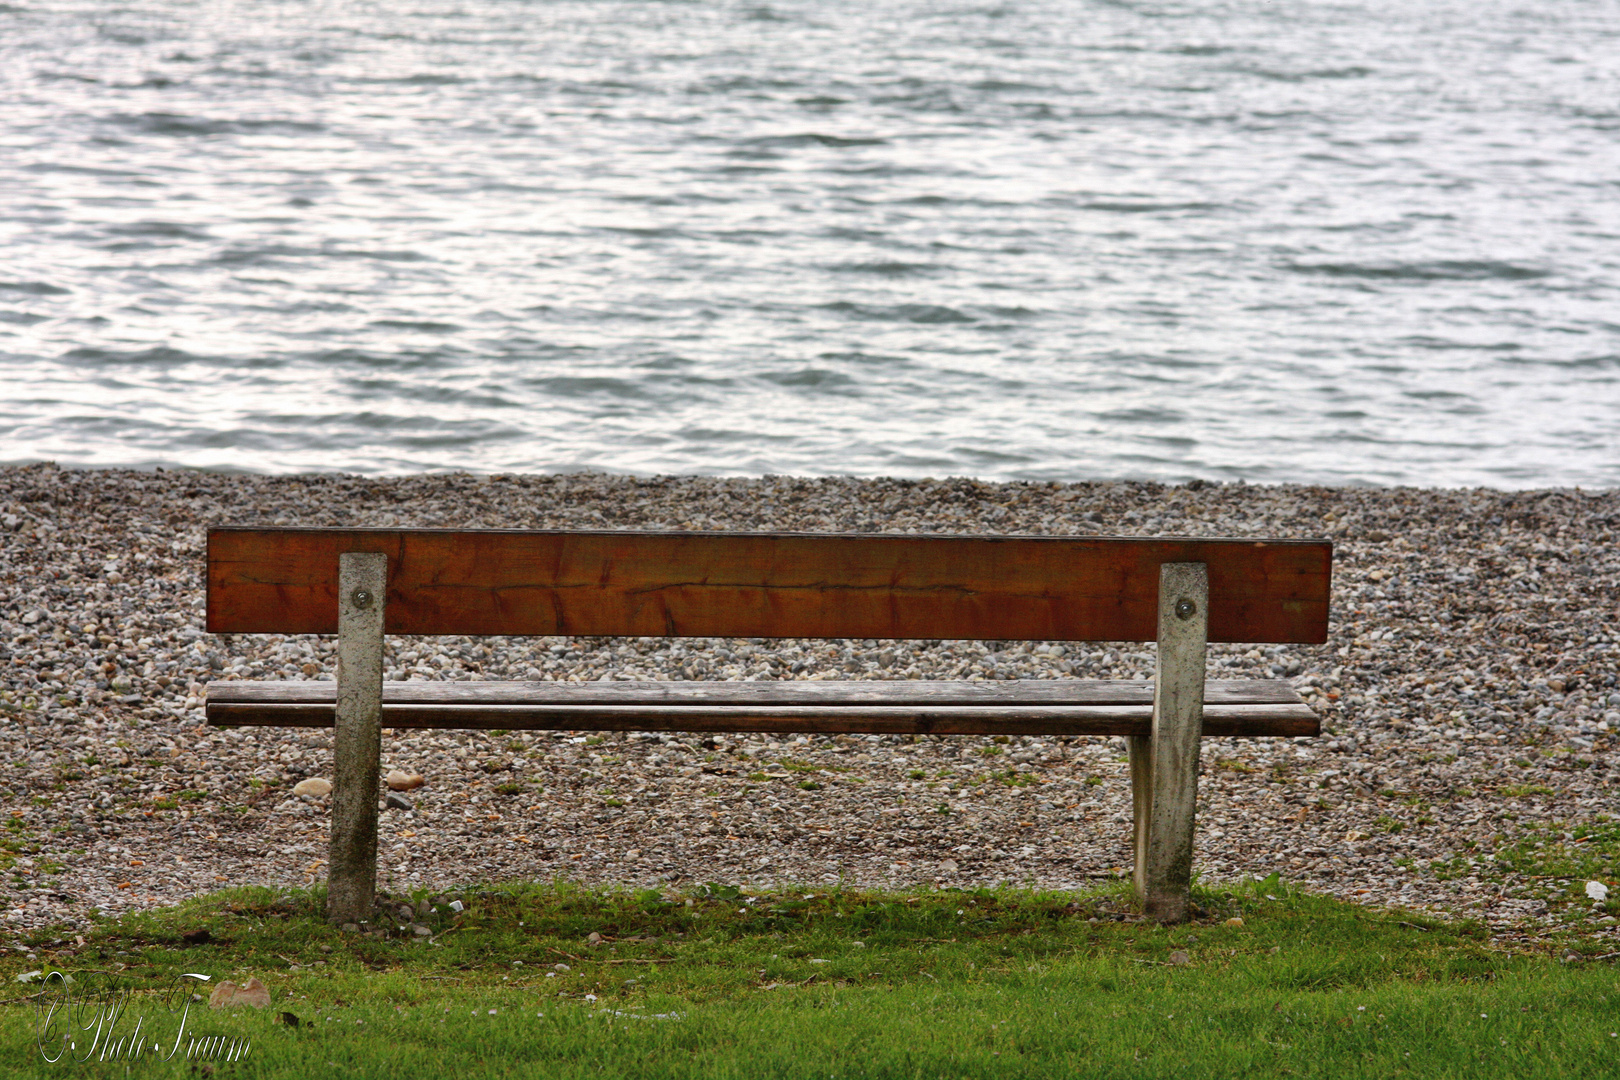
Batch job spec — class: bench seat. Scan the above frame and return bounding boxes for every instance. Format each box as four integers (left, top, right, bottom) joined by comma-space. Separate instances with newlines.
206, 678, 1317, 737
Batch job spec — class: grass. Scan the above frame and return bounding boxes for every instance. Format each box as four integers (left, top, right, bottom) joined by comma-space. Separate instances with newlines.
6, 878, 1620, 1078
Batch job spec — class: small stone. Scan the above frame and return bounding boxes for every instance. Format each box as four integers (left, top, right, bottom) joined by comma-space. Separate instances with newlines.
387, 770, 426, 791
553, 963, 570, 972
385, 792, 413, 812
587, 932, 602, 943
1168, 950, 1191, 967
412, 924, 432, 937
341, 923, 359, 933
209, 977, 271, 1009
293, 777, 332, 798
1225, 917, 1244, 927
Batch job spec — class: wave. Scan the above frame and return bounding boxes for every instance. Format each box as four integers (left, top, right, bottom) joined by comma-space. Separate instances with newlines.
742, 133, 888, 148
825, 261, 940, 277
0, 281, 70, 296
108, 112, 326, 137
816, 302, 976, 324
1286, 260, 1552, 282
757, 367, 858, 390
1238, 65, 1375, 82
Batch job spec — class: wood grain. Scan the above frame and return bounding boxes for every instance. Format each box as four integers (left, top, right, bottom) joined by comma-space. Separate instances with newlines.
207, 527, 1331, 643
206, 678, 1304, 707
205, 701, 1318, 737
1142, 562, 1207, 922
205, 678, 1318, 736
329, 552, 384, 924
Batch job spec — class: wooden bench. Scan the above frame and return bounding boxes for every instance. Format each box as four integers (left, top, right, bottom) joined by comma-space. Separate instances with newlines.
204, 527, 1331, 925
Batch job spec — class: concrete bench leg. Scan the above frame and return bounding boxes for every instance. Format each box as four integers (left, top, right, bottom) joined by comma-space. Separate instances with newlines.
329, 552, 385, 925
1130, 562, 1208, 923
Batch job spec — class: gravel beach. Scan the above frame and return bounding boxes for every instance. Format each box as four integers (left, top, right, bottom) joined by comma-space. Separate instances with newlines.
2, 464, 1616, 943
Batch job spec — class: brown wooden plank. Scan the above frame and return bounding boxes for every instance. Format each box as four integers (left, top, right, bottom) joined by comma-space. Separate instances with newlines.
205, 701, 1319, 737
207, 528, 1331, 643
205, 678, 1305, 707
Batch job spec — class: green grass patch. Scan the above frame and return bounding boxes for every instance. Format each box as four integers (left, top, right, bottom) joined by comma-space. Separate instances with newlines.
1498, 784, 1556, 798
1491, 819, 1620, 884
5, 880, 1619, 1078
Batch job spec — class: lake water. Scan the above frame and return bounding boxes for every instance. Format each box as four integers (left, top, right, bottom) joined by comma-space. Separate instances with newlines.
2, 0, 1617, 487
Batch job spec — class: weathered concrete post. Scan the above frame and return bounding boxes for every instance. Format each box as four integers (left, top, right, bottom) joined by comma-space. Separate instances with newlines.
328, 551, 385, 925
1137, 561, 1208, 923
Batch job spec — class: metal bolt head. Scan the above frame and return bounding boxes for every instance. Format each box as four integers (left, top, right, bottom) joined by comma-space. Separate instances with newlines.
350, 587, 374, 610
1175, 598, 1197, 620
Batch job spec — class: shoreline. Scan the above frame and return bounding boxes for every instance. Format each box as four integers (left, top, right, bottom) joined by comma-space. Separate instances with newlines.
6, 457, 1617, 496
1, 463, 1617, 943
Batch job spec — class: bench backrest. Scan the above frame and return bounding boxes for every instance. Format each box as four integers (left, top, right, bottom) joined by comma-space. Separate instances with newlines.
208, 527, 1330, 644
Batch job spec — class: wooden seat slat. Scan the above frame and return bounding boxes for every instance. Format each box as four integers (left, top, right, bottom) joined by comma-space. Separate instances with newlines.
205, 700, 1318, 737
205, 677, 1305, 708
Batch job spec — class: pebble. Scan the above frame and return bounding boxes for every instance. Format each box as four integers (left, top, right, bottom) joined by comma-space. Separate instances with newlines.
292, 778, 332, 798
385, 792, 413, 812
1168, 950, 1191, 966
387, 770, 425, 791
0, 464, 1616, 940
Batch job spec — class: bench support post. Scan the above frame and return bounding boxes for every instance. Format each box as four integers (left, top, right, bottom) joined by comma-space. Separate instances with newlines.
1126, 733, 1152, 899
328, 552, 385, 926
1133, 561, 1208, 923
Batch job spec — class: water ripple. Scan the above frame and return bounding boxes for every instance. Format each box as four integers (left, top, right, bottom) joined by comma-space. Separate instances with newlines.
0, 0, 1616, 487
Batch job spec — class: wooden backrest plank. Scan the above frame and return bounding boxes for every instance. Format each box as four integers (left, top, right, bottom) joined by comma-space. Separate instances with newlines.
207, 527, 1330, 643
